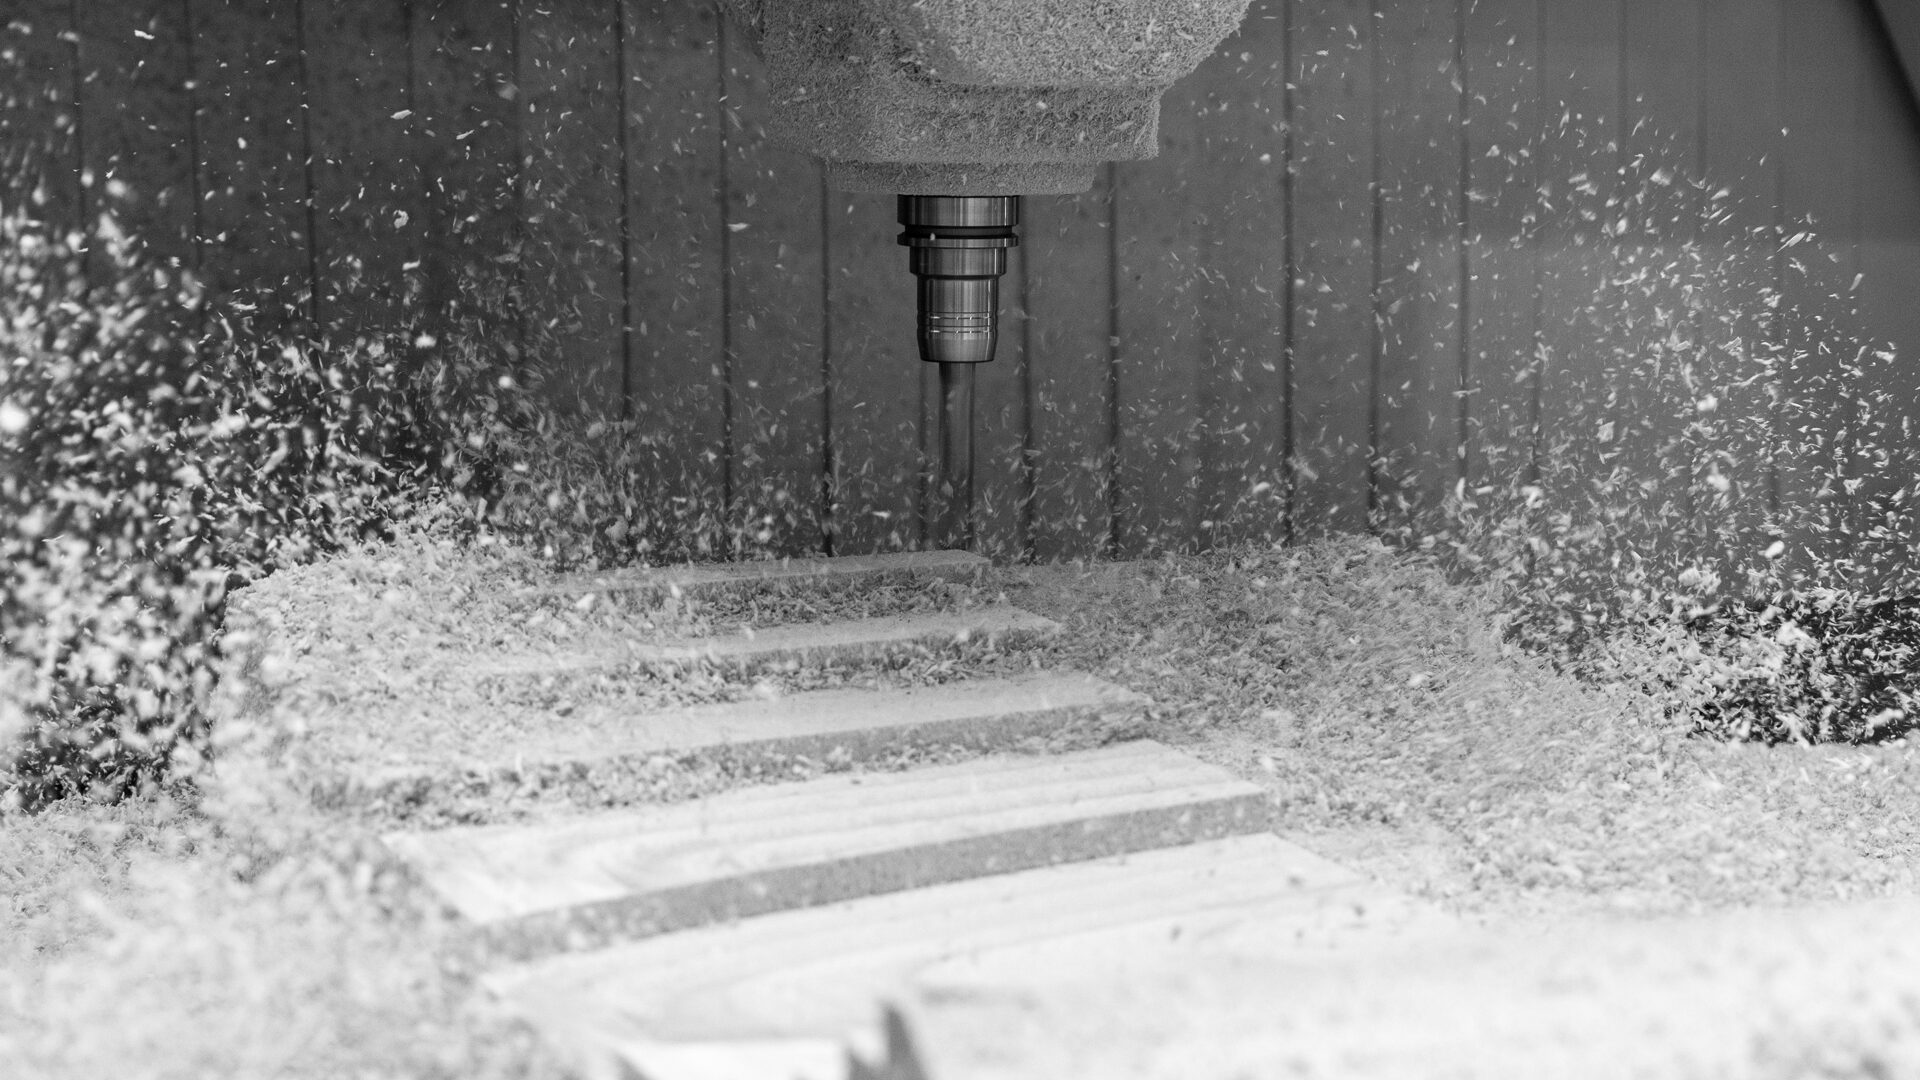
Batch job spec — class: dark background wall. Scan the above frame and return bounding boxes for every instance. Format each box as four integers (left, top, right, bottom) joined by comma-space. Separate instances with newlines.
4, 0, 1919, 562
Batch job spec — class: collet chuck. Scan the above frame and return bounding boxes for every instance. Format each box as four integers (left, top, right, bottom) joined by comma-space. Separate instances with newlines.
897, 195, 1021, 366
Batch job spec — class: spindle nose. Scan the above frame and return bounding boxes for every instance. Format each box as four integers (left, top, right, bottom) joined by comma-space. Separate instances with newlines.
897, 195, 1021, 367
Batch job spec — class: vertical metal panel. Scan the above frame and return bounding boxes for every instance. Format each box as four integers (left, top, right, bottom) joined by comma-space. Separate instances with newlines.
1111, 79, 1208, 554
408, 0, 519, 344
1869, 0, 1920, 109
825, 192, 922, 554
188, 0, 312, 321
303, 0, 423, 340
1777, 0, 1865, 329
1, 4, 84, 233
720, 25, 828, 555
1622, 0, 1701, 172
623, 0, 729, 549
972, 231, 1031, 558
1848, 8, 1920, 592
1531, 0, 1623, 522
1023, 175, 1118, 561
1112, 0, 1288, 556
1373, 0, 1465, 529
1614, 0, 1709, 575
1461, 0, 1543, 491
1700, 0, 1783, 191
1777, 0, 1869, 578
1190, 0, 1289, 546
1699, 0, 1786, 562
518, 0, 626, 411
76, 0, 198, 270
1287, 0, 1376, 540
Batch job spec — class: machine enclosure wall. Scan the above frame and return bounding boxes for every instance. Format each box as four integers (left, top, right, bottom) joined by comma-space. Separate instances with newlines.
5, 0, 1920, 578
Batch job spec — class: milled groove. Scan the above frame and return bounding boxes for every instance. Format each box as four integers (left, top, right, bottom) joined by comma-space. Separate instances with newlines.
385, 742, 1270, 965
330, 674, 1149, 822
518, 550, 990, 603
392, 741, 1256, 920
485, 835, 1382, 1005
478, 833, 1414, 1080
471, 606, 1062, 680
467, 793, 1272, 966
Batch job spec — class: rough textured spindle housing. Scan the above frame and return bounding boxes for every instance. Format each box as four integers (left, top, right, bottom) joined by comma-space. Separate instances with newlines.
713, 0, 1253, 193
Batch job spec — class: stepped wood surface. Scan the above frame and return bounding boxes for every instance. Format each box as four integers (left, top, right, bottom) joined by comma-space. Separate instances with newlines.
884, 895, 1920, 1080
240, 548, 1920, 1078
474, 606, 1060, 678
482, 833, 1446, 1080
357, 672, 1146, 792
522, 550, 990, 601
386, 741, 1270, 963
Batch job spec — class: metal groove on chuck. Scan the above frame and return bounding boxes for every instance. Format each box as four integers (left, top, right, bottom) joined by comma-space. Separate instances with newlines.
897, 195, 1021, 367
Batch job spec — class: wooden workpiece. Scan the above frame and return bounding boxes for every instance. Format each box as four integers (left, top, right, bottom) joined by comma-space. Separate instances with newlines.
481, 832, 1440, 1080
386, 741, 1271, 963
523, 550, 991, 603
880, 895, 1920, 1080
473, 606, 1061, 678
353, 672, 1146, 806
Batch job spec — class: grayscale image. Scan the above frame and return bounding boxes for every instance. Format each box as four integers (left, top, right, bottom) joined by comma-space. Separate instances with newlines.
3, 3, 1919, 1078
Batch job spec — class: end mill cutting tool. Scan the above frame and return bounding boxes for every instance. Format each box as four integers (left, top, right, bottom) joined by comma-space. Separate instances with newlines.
897, 195, 1021, 550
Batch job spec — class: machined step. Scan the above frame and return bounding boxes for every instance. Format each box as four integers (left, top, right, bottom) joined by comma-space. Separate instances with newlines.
475, 606, 1060, 680
521, 550, 990, 603
341, 673, 1147, 813
481, 832, 1443, 1080
876, 899, 1920, 1080
385, 741, 1271, 964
